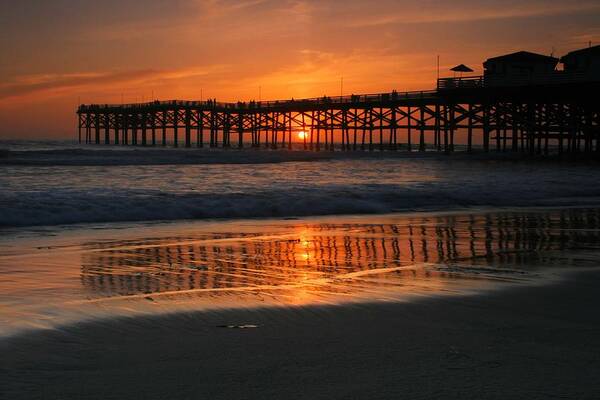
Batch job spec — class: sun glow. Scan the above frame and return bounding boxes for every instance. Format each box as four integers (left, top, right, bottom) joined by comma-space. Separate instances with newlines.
297, 131, 309, 140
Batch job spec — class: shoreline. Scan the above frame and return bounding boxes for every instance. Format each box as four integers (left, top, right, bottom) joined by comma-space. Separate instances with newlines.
1, 202, 599, 236
3, 268, 600, 399
3, 146, 600, 167
4, 150, 600, 229
2, 206, 600, 339
3, 200, 600, 232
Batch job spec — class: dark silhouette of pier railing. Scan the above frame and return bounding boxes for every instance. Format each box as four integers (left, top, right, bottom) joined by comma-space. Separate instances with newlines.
437, 72, 598, 91
79, 90, 439, 112
77, 78, 600, 155
437, 76, 485, 90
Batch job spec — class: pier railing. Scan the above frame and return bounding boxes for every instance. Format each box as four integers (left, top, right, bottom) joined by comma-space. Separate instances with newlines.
437, 76, 484, 90
76, 80, 599, 156
438, 71, 598, 90
78, 90, 439, 112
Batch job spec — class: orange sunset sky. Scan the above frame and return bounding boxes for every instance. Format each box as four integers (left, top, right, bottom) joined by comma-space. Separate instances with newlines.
1, 0, 599, 139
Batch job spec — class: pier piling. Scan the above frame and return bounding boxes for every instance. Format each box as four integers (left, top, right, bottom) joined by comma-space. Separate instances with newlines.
77, 81, 599, 156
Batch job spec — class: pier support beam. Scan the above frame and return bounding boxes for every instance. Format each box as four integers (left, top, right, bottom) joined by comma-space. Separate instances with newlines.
419, 106, 425, 152
104, 114, 110, 144
162, 111, 167, 146
185, 109, 191, 148
483, 104, 490, 152
123, 114, 128, 145
467, 104, 473, 152
141, 113, 147, 146
173, 110, 179, 147
197, 111, 204, 148
114, 114, 120, 145
77, 90, 599, 157
95, 114, 100, 144
407, 106, 412, 151
151, 113, 156, 146
78, 114, 82, 144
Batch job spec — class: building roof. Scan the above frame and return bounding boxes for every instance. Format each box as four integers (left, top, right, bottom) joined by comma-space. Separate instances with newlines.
484, 51, 559, 67
450, 64, 474, 72
560, 45, 600, 62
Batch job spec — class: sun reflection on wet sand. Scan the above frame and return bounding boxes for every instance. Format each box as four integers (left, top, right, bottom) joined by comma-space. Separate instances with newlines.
1, 208, 600, 336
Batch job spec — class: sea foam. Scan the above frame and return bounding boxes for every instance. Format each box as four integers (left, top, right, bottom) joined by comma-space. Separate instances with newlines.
2, 144, 600, 228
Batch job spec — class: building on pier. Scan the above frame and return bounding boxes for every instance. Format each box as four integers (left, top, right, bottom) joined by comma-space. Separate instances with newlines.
560, 45, 600, 79
483, 51, 559, 86
77, 47, 600, 156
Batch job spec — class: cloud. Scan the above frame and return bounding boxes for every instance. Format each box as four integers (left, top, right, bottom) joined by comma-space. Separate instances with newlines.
2, 0, 600, 138
0, 66, 229, 102
197, 0, 272, 18
569, 29, 600, 46
240, 47, 442, 100
344, 1, 600, 27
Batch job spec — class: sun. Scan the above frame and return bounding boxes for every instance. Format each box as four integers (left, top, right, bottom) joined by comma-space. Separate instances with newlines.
297, 131, 309, 140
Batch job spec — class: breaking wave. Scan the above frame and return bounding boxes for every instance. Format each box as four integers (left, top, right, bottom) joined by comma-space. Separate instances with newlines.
2, 142, 600, 228
2, 183, 600, 228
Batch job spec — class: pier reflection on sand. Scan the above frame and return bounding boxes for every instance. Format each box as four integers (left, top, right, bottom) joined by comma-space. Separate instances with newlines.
2, 208, 600, 335
80, 209, 600, 302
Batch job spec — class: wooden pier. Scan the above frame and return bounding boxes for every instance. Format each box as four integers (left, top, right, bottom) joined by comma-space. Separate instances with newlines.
77, 78, 600, 155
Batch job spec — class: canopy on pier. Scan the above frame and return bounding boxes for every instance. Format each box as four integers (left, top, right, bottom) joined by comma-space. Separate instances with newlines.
450, 64, 474, 78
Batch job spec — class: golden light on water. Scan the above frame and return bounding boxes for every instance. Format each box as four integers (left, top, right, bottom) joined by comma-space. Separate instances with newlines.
2, 209, 600, 335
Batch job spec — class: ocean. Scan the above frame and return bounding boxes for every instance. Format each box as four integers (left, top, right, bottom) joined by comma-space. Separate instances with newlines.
3, 140, 600, 400
1, 140, 600, 337
2, 140, 600, 228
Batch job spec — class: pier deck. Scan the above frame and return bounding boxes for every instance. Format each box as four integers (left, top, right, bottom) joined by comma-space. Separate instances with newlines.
77, 78, 600, 155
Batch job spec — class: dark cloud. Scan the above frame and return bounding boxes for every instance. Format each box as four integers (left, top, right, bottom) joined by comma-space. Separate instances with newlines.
0, 70, 160, 100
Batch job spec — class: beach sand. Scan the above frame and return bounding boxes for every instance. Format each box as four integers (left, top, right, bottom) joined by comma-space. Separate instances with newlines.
2, 208, 600, 399
2, 269, 600, 399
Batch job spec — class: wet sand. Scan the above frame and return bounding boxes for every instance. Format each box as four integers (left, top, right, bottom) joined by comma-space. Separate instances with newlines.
3, 208, 600, 336
2, 269, 600, 400
2, 208, 600, 399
